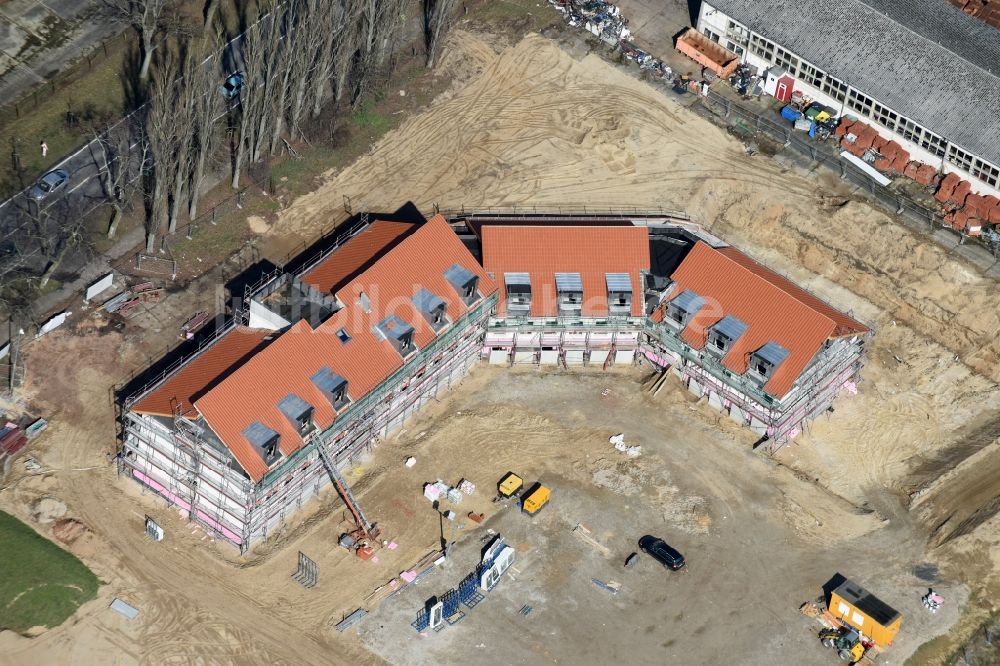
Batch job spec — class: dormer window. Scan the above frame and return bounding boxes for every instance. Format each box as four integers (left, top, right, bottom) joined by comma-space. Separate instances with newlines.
377, 315, 417, 357
277, 393, 315, 436
707, 315, 748, 355
412, 288, 449, 333
666, 290, 705, 328
504, 273, 531, 314
243, 422, 282, 464
556, 273, 583, 314
311, 367, 351, 410
606, 273, 633, 315
748, 341, 790, 384
444, 264, 480, 306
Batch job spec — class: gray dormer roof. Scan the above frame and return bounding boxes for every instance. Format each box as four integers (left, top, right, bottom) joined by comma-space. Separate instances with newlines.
713, 315, 748, 342
555, 272, 583, 292
311, 367, 347, 394
277, 393, 313, 422
505, 272, 531, 294
412, 287, 447, 315
606, 273, 633, 292
243, 421, 279, 454
377, 314, 414, 341
444, 263, 477, 290
672, 290, 705, 315
754, 341, 791, 367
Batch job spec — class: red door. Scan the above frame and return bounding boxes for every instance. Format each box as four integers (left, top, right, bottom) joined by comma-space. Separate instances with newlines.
775, 78, 793, 102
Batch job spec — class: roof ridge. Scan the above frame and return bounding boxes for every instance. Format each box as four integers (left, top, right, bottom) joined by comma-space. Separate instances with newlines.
704, 244, 838, 331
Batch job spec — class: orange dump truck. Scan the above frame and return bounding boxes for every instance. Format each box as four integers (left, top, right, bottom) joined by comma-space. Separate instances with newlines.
675, 28, 739, 78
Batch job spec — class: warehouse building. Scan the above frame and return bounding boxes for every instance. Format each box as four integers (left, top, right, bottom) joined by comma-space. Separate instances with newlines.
696, 0, 1000, 197
119, 209, 870, 549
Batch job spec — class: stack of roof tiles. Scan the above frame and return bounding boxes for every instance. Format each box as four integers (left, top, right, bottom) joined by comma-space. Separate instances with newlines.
838, 119, 910, 173
949, 0, 1000, 29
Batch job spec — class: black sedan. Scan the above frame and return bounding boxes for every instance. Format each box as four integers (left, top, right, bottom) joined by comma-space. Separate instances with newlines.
638, 535, 685, 570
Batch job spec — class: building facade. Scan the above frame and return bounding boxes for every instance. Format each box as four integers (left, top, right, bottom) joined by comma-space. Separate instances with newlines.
119, 210, 871, 551
697, 0, 1000, 197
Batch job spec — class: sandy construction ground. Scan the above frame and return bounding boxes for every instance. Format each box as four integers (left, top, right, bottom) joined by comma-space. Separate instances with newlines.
1, 22, 999, 665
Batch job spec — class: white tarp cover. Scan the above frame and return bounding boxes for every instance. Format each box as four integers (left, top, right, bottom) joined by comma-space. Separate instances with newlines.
85, 273, 114, 302
36, 312, 69, 339
110, 598, 139, 620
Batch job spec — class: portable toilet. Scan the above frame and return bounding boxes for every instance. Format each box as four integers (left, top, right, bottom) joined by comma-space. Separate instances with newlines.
764, 66, 794, 102
521, 483, 551, 515
829, 578, 903, 647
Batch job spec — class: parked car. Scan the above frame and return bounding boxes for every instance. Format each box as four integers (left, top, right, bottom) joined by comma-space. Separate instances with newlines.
221, 71, 244, 100
29, 169, 70, 200
638, 535, 685, 570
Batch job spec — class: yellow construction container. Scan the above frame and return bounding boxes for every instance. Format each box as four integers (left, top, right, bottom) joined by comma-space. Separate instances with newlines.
497, 472, 523, 499
829, 578, 903, 647
521, 484, 550, 515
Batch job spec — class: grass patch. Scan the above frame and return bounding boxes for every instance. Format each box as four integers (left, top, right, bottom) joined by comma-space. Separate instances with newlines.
0, 36, 129, 197
0, 510, 99, 633
351, 103, 397, 134
466, 0, 562, 35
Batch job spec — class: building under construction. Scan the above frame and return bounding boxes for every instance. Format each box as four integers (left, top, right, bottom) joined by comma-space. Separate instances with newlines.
119, 208, 870, 550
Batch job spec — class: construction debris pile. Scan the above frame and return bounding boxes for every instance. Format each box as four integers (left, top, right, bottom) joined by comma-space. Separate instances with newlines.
102, 281, 163, 318
550, 1, 676, 84
0, 414, 46, 469
838, 118, 1000, 238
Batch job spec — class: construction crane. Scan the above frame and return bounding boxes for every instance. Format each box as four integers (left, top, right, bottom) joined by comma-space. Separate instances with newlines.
315, 438, 380, 559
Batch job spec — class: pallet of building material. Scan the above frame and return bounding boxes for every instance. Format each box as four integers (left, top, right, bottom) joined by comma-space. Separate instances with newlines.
102, 291, 133, 313
0, 430, 27, 455
573, 523, 612, 558
182, 311, 211, 335
118, 299, 144, 319
139, 289, 163, 304
364, 578, 402, 606
131, 281, 155, 293
25, 419, 47, 439
591, 578, 621, 594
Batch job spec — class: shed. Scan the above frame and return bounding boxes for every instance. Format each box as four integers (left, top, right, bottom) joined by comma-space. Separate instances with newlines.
829, 578, 902, 647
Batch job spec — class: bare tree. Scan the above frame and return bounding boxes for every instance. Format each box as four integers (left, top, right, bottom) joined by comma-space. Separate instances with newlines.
166, 46, 198, 233
188, 35, 224, 218
103, 0, 174, 81
308, 0, 347, 118
144, 54, 178, 250
231, 4, 272, 188
424, 0, 456, 68
93, 120, 148, 238
286, 0, 331, 139
333, 1, 363, 105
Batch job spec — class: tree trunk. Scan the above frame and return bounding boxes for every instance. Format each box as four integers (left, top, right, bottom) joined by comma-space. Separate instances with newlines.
290, 73, 310, 140
145, 231, 156, 253
139, 38, 154, 80
107, 206, 123, 239
203, 0, 220, 29
232, 141, 244, 189
189, 149, 206, 219
168, 164, 184, 233
269, 73, 291, 155
39, 241, 71, 288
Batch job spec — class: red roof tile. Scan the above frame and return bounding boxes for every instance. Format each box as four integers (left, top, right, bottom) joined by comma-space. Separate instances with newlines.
481, 226, 651, 317
193, 215, 497, 482
299, 220, 419, 296
665, 242, 865, 398
716, 247, 869, 337
131, 327, 274, 418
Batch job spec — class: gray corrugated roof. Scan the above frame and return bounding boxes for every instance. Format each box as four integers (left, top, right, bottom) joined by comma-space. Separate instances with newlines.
377, 315, 414, 341
444, 263, 477, 290
555, 272, 583, 292
505, 272, 531, 285
243, 421, 278, 448
672, 289, 705, 315
754, 341, 791, 367
606, 273, 633, 292
713, 314, 748, 342
709, 0, 1000, 165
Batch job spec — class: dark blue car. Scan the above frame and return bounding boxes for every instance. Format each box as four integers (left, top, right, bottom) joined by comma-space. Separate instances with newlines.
639, 535, 685, 571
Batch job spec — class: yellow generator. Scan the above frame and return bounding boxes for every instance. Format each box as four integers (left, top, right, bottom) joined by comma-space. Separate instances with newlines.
497, 472, 524, 500
521, 483, 551, 516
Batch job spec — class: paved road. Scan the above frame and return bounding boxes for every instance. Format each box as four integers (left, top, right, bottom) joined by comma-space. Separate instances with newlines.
0, 0, 122, 105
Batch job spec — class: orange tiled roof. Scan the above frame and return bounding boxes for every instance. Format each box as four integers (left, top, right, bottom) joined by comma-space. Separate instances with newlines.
717, 247, 868, 337
665, 241, 863, 398
481, 225, 650, 317
193, 215, 497, 482
131, 327, 275, 418
299, 220, 419, 296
